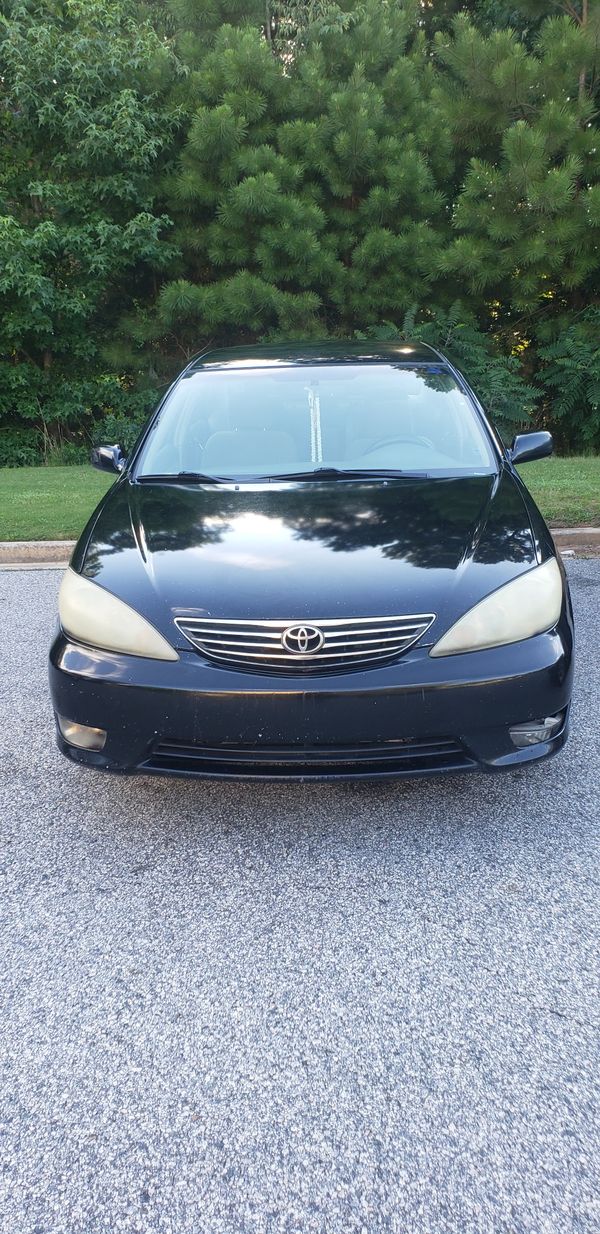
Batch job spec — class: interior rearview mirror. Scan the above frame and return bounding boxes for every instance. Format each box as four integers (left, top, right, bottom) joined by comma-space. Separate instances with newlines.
509, 431, 553, 465
91, 444, 126, 474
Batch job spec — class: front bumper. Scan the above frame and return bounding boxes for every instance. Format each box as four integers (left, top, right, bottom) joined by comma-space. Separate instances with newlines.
48, 621, 573, 781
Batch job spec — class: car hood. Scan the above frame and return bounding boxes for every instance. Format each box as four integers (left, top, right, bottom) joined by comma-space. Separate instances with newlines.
76, 471, 540, 646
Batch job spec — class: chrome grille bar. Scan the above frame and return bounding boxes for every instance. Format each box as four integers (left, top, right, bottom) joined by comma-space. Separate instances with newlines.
177, 614, 431, 627
174, 612, 435, 674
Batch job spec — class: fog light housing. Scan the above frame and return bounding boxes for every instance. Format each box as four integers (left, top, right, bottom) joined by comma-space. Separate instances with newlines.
57, 715, 107, 751
509, 714, 563, 749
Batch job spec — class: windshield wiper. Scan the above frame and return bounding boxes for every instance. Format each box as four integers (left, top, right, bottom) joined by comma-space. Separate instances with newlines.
264, 467, 430, 481
136, 467, 431, 484
136, 471, 231, 484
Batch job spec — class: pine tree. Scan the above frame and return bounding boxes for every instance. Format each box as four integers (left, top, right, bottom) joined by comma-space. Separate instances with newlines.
434, 12, 600, 315
1, 0, 599, 458
154, 1, 454, 350
430, 7, 600, 440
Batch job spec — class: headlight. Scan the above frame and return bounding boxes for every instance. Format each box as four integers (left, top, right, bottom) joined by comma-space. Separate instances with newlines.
430, 557, 563, 657
58, 568, 179, 661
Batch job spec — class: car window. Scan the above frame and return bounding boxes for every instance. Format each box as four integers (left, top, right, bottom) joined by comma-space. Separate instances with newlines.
136, 364, 495, 477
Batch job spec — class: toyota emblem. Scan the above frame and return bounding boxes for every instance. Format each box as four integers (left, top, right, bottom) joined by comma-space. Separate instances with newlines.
281, 624, 325, 656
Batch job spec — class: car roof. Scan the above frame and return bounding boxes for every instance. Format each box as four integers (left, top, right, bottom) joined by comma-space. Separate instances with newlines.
188, 340, 445, 372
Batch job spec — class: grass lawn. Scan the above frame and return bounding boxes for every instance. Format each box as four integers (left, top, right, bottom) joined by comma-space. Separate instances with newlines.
0, 456, 599, 540
0, 465, 113, 541
525, 456, 600, 527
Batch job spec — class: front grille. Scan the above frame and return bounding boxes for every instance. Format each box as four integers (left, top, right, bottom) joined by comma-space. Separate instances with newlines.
174, 613, 435, 674
143, 737, 473, 779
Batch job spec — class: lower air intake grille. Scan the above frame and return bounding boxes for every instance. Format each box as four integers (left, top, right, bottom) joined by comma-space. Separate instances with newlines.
174, 613, 435, 674
143, 738, 473, 780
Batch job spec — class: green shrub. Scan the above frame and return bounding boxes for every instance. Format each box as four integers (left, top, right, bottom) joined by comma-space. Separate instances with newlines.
45, 442, 90, 466
537, 310, 600, 452
0, 426, 42, 467
92, 409, 152, 454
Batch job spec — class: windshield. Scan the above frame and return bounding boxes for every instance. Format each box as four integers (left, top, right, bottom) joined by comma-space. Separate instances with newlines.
135, 364, 495, 479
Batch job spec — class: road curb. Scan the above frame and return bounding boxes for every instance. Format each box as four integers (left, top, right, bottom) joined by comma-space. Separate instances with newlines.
551, 527, 600, 539
550, 527, 600, 557
0, 540, 75, 567
1, 528, 599, 570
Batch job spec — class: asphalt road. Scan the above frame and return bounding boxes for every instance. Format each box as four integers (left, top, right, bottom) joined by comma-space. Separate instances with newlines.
0, 563, 598, 1234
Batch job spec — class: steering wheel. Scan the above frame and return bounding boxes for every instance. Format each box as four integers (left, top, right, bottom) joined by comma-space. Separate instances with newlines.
361, 434, 436, 455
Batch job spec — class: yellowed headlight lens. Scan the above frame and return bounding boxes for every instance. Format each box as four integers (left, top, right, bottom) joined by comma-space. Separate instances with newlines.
59, 568, 179, 661
430, 558, 563, 657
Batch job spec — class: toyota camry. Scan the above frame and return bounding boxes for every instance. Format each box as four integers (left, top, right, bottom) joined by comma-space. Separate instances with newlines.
49, 342, 573, 780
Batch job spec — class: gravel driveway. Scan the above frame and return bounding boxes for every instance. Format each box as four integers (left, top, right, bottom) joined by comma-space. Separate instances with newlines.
0, 563, 598, 1234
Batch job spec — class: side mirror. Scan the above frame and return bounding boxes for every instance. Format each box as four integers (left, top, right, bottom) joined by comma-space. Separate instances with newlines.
509, 431, 553, 465
91, 444, 126, 474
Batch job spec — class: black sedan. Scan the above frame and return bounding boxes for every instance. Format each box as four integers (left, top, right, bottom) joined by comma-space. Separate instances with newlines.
49, 342, 573, 780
